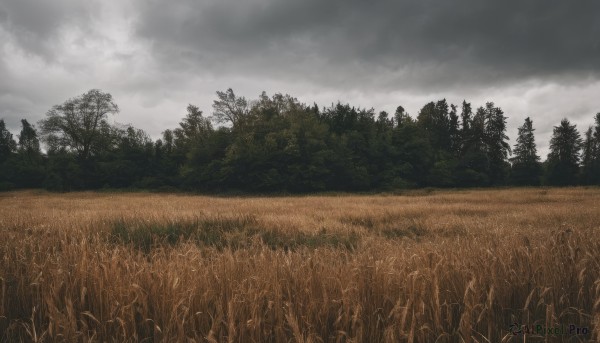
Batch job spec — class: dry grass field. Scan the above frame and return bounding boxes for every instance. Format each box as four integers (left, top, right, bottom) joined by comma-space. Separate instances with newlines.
0, 188, 599, 342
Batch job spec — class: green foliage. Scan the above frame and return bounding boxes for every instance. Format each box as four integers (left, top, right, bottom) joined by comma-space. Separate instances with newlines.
212, 88, 249, 126
43, 150, 83, 191
483, 102, 511, 185
510, 117, 542, 185
0, 119, 45, 189
17, 119, 40, 157
4, 89, 600, 192
110, 217, 358, 252
0, 119, 16, 164
580, 113, 600, 184
456, 103, 489, 186
546, 119, 583, 186
39, 89, 119, 160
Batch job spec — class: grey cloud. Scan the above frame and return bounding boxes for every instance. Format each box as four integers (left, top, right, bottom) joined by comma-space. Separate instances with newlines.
135, 0, 600, 91
0, 0, 93, 60
0, 0, 599, 156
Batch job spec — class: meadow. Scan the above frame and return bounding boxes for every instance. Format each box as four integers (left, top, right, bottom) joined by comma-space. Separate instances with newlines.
0, 188, 599, 342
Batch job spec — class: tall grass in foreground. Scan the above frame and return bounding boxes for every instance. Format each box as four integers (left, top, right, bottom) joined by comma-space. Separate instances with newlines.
0, 188, 599, 342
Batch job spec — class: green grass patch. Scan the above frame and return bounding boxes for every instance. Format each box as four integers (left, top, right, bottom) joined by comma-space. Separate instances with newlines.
260, 228, 359, 251
381, 225, 426, 239
109, 217, 360, 252
341, 213, 428, 240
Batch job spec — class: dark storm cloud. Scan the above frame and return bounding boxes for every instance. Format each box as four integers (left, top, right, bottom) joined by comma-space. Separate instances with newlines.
136, 0, 600, 90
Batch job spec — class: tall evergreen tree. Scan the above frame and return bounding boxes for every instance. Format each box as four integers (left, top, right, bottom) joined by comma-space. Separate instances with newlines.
580, 113, 600, 184
416, 99, 460, 186
460, 100, 472, 140
394, 106, 412, 127
595, 112, 600, 144
546, 119, 583, 186
417, 99, 453, 152
17, 119, 41, 158
448, 104, 460, 156
484, 102, 511, 185
11, 119, 45, 188
510, 117, 542, 185
457, 100, 473, 157
455, 105, 489, 186
0, 119, 16, 164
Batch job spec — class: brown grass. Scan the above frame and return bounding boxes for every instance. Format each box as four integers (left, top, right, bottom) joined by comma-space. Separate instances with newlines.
0, 188, 599, 342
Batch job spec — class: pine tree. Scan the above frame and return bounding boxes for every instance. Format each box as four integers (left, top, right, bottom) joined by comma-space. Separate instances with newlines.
10, 119, 45, 188
448, 104, 460, 156
458, 101, 473, 156
546, 119, 583, 186
510, 117, 542, 185
18, 119, 41, 158
0, 119, 17, 163
581, 113, 600, 184
394, 106, 412, 127
484, 102, 511, 185
417, 99, 453, 152
455, 105, 490, 186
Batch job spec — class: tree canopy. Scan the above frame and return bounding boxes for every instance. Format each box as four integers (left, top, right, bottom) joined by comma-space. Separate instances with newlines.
546, 119, 583, 186
510, 117, 542, 185
39, 89, 119, 160
1, 88, 598, 192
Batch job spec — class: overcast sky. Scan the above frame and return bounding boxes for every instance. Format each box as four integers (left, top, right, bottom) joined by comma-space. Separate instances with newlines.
1, 0, 599, 157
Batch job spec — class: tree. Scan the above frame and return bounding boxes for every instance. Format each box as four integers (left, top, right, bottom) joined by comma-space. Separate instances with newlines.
580, 113, 600, 184
319, 103, 377, 190
392, 114, 432, 187
8, 119, 45, 188
510, 117, 542, 185
459, 100, 472, 147
18, 119, 41, 158
175, 105, 213, 143
416, 99, 460, 186
417, 99, 452, 152
0, 119, 16, 163
171, 105, 215, 186
483, 102, 511, 185
456, 105, 490, 186
162, 129, 174, 155
170, 105, 214, 169
448, 104, 460, 156
212, 88, 249, 127
394, 106, 412, 127
99, 126, 155, 188
546, 119, 583, 186
39, 89, 119, 159
0, 119, 18, 190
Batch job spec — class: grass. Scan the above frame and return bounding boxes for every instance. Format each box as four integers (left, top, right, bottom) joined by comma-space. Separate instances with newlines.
109, 217, 359, 252
0, 188, 599, 342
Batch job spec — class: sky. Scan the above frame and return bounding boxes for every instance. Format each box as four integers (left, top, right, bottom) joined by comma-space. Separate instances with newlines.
1, 0, 599, 157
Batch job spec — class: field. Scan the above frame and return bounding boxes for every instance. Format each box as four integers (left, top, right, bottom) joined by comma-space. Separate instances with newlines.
0, 188, 599, 342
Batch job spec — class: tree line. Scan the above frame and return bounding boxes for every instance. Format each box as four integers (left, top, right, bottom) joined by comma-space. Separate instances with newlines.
1, 89, 599, 192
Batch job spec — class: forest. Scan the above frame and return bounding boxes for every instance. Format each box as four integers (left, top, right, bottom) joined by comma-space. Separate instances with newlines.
1, 89, 599, 192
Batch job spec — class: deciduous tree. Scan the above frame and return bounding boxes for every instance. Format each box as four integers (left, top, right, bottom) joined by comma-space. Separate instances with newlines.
39, 89, 119, 159
212, 88, 249, 127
